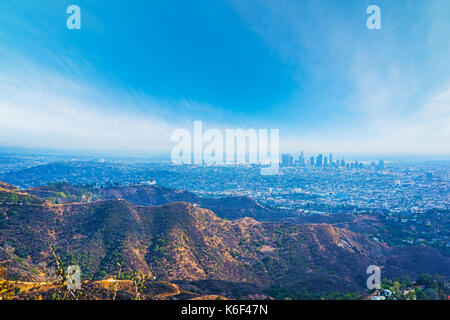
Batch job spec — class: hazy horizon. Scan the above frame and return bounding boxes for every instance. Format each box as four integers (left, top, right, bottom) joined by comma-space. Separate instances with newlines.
1, 146, 450, 163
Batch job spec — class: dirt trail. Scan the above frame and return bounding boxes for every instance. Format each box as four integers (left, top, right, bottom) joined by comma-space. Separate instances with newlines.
156, 282, 181, 299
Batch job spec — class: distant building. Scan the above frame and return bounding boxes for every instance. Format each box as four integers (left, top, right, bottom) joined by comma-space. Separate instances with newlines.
316, 154, 323, 166
138, 180, 156, 186
288, 154, 294, 167
281, 154, 289, 167
298, 150, 305, 167
378, 159, 384, 170
310, 157, 315, 166
281, 154, 294, 167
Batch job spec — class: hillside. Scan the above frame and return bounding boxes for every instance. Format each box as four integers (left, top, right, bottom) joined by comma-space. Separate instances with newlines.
8, 279, 230, 300
26, 183, 291, 221
1, 182, 449, 299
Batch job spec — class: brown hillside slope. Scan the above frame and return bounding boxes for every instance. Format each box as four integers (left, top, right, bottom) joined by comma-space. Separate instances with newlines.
0, 183, 448, 297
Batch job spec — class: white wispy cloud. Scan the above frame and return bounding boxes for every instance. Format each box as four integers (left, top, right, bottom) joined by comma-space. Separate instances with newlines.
0, 52, 177, 152
0, 51, 274, 153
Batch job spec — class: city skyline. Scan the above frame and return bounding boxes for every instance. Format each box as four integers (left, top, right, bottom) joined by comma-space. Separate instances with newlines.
281, 150, 385, 169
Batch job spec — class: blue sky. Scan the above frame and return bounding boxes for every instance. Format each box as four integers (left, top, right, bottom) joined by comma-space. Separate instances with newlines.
0, 0, 449, 154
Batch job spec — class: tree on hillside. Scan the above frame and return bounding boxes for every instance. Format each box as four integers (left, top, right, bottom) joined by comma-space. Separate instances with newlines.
424, 288, 439, 300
